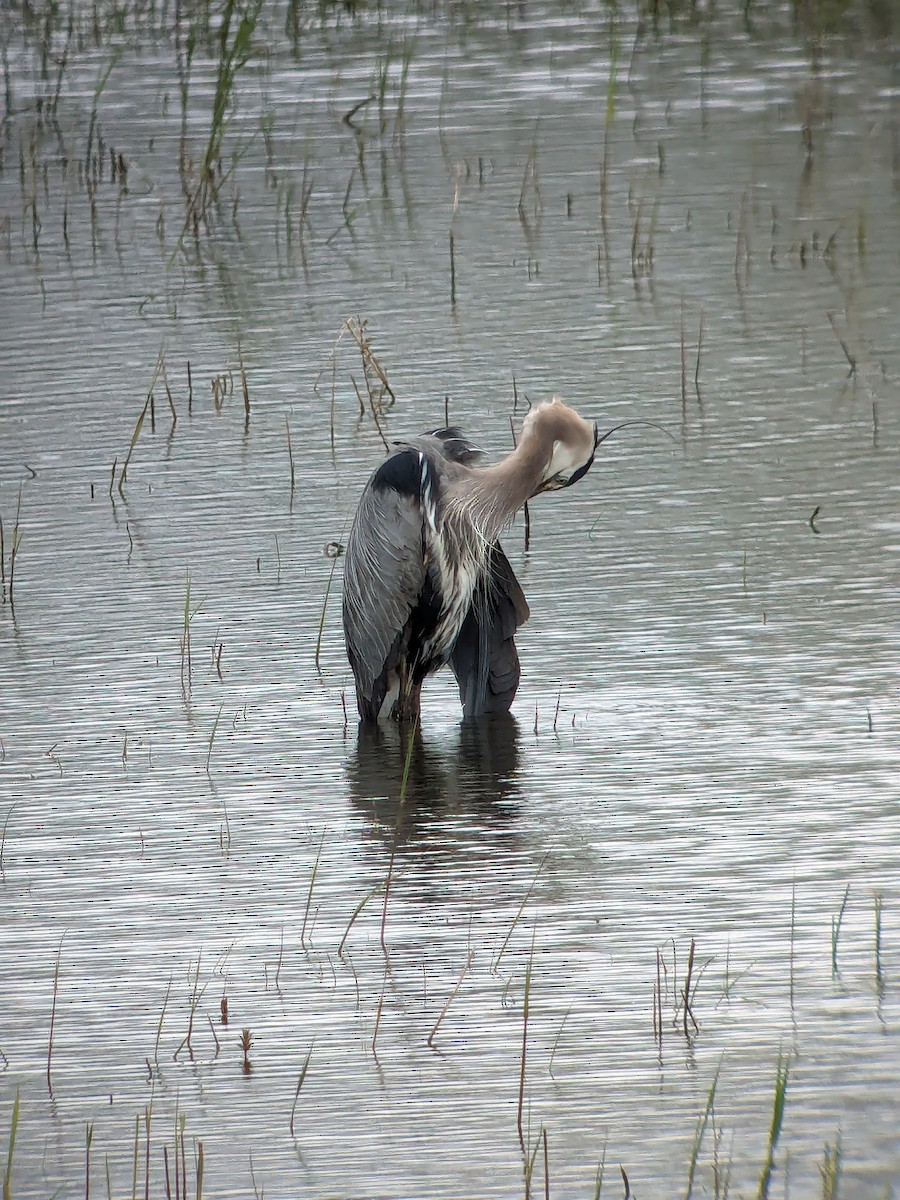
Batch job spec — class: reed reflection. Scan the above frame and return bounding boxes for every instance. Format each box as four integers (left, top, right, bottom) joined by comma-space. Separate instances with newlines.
347, 714, 523, 849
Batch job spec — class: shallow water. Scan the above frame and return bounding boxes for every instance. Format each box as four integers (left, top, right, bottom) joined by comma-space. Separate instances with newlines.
1, 1, 899, 1196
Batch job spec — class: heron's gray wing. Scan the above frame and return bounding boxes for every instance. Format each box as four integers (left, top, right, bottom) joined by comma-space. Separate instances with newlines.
449, 543, 530, 719
342, 468, 427, 719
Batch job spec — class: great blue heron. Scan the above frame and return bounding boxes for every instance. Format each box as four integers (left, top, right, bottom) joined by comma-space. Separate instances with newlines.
342, 397, 599, 723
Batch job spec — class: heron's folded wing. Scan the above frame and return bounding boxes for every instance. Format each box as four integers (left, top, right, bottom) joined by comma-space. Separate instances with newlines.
342, 476, 427, 700
449, 542, 530, 718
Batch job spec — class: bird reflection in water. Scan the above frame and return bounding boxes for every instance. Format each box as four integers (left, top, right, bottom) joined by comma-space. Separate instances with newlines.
347, 714, 522, 849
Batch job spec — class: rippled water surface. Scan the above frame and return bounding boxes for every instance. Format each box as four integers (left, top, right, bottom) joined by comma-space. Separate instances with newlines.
1, 1, 899, 1196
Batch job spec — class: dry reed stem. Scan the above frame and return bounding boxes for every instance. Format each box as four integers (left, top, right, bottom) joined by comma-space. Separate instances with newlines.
289, 1045, 314, 1136
494, 853, 548, 972
237, 338, 250, 431
426, 952, 473, 1048
300, 831, 326, 949
517, 927, 536, 1153
46, 932, 67, 1098
826, 311, 857, 372
338, 882, 383, 958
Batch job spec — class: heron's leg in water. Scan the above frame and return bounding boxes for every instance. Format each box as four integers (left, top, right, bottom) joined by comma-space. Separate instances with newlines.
394, 679, 423, 723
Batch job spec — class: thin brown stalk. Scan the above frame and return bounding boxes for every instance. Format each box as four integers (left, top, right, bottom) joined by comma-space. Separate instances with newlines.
517, 927, 536, 1153
694, 308, 704, 403
426, 952, 473, 1048
449, 230, 456, 305
289, 1045, 314, 1136
826, 311, 857, 372
6, 489, 22, 608
237, 339, 250, 432
300, 832, 325, 949
47, 932, 67, 1097
493, 853, 548, 972
285, 416, 295, 494
338, 882, 383, 958
372, 971, 386, 1058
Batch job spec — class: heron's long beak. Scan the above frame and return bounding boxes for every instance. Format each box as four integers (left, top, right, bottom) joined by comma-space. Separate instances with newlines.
562, 422, 599, 489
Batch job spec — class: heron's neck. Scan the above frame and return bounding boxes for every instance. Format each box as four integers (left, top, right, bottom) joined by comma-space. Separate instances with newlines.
465, 432, 550, 541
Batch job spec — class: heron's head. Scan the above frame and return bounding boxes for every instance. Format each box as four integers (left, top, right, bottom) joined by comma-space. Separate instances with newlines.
522, 398, 599, 496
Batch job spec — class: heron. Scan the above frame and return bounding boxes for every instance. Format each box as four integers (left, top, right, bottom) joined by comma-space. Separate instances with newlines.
342, 397, 599, 723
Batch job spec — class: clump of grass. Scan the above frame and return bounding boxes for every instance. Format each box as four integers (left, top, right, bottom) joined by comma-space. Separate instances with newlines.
173, 955, 208, 1062
343, 316, 396, 419
654, 938, 703, 1050
186, 0, 264, 233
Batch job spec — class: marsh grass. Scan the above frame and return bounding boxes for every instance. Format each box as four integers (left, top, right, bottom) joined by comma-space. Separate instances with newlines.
300, 830, 326, 949
205, 702, 224, 773
85, 52, 121, 194
1, 488, 23, 608
684, 1058, 722, 1200
3, 1090, 19, 1200
426, 951, 473, 1050
819, 1132, 842, 1200
757, 1052, 790, 1200
0, 803, 16, 874
46, 933, 66, 1098
289, 1045, 313, 1137
285, 415, 296, 498
516, 926, 536, 1154
873, 891, 884, 996
341, 316, 396, 449
186, 0, 264, 233
173, 956, 208, 1062
547, 1003, 572, 1079
154, 977, 173, 1067
591, 1137, 608, 1200
118, 348, 167, 497
492, 853, 548, 973
314, 539, 345, 673
830, 884, 850, 975
237, 339, 250, 432
337, 881, 383, 958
